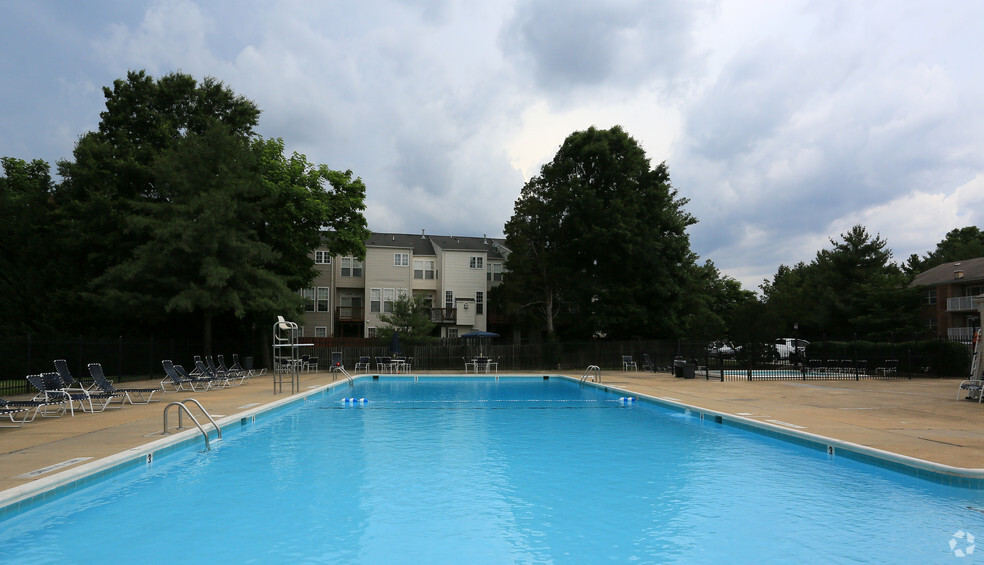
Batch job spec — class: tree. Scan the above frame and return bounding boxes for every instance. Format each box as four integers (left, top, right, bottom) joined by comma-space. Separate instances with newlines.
503, 125, 697, 339
760, 225, 919, 340
376, 293, 437, 343
253, 137, 369, 292
54, 70, 263, 335
44, 70, 368, 347
0, 158, 57, 335
904, 226, 984, 275
91, 124, 290, 349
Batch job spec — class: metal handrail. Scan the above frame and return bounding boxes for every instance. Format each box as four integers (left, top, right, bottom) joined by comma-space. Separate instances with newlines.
580, 365, 601, 385
333, 366, 354, 386
162, 399, 221, 451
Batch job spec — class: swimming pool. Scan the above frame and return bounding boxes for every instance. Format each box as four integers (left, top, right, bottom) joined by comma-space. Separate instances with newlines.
2, 376, 984, 563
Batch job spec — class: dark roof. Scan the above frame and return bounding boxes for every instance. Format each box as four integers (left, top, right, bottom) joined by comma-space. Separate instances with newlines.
322, 230, 508, 259
366, 232, 436, 256
911, 257, 984, 287
427, 234, 508, 259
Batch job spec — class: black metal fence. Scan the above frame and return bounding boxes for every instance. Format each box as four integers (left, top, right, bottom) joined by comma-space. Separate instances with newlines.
2, 334, 972, 397
0, 336, 204, 397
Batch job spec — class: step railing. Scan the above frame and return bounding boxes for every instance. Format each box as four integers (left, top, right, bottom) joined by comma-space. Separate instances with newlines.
162, 398, 222, 451
580, 365, 601, 385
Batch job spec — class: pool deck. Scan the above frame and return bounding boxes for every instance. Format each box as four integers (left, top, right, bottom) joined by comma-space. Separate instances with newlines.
2, 370, 984, 496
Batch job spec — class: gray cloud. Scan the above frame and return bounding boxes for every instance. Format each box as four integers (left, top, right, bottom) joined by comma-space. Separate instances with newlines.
3, 0, 984, 292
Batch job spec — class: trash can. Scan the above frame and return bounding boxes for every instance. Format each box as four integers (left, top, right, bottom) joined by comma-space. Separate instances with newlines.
683, 362, 696, 379
673, 357, 686, 378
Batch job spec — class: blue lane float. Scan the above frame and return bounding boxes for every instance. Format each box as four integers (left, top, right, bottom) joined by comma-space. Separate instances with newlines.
341, 398, 368, 404
619, 397, 636, 404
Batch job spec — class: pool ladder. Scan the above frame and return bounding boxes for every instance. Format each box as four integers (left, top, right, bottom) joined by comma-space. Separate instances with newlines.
580, 365, 601, 385
333, 366, 355, 386
162, 398, 222, 451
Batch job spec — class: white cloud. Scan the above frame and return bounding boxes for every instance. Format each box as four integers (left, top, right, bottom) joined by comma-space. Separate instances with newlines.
3, 0, 984, 293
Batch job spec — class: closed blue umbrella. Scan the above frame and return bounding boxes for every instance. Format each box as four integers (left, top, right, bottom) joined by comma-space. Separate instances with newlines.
390, 331, 401, 355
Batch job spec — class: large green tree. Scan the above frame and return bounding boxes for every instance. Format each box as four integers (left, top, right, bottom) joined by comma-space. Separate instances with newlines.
0, 158, 58, 335
503, 125, 697, 339
760, 225, 919, 340
54, 70, 263, 335
29, 70, 369, 348
904, 226, 984, 275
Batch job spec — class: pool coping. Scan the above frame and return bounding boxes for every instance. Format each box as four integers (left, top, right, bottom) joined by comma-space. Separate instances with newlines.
0, 377, 350, 520
580, 377, 984, 488
3, 373, 984, 520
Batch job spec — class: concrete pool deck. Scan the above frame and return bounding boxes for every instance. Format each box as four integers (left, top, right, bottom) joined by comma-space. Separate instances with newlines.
2, 370, 984, 495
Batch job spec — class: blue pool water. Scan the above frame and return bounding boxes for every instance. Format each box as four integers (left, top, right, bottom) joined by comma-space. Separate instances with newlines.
3, 376, 984, 563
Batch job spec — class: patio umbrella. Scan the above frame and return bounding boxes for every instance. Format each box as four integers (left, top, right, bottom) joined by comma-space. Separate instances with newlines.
460, 330, 500, 339
390, 331, 401, 355
461, 330, 499, 356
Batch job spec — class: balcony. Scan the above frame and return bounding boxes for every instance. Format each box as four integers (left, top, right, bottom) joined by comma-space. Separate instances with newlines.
335, 306, 364, 322
947, 296, 980, 312
429, 307, 457, 324
948, 327, 977, 341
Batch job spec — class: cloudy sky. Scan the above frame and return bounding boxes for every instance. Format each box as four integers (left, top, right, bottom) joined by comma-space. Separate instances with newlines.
3, 0, 983, 290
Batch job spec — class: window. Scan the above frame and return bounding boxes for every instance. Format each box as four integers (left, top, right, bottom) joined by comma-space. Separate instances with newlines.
445, 290, 454, 309
314, 251, 332, 264
383, 288, 395, 313
341, 257, 363, 277
394, 252, 409, 267
447, 328, 458, 338
414, 259, 435, 279
316, 287, 330, 312
315, 326, 328, 338
300, 288, 315, 312
921, 289, 937, 305
968, 286, 984, 297
476, 291, 484, 315
469, 256, 484, 269
370, 288, 381, 313
487, 262, 503, 282
367, 327, 377, 338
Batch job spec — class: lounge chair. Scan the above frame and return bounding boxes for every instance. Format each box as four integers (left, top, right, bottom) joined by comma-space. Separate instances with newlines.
200, 358, 231, 388
0, 397, 68, 426
354, 356, 371, 374
1, 400, 39, 427
958, 377, 984, 402
161, 360, 212, 392
88, 363, 165, 404
243, 356, 265, 378
217, 354, 247, 385
227, 354, 250, 384
642, 354, 655, 372
622, 355, 638, 371
54, 359, 96, 391
28, 372, 120, 415
875, 359, 898, 376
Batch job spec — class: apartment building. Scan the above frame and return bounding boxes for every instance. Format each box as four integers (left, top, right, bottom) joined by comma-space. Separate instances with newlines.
298, 230, 508, 338
911, 257, 984, 341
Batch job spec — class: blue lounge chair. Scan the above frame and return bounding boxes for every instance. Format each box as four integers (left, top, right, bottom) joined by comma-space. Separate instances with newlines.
1, 397, 69, 426
199, 358, 231, 388
161, 360, 212, 392
28, 372, 120, 415
88, 363, 165, 404
54, 359, 97, 391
